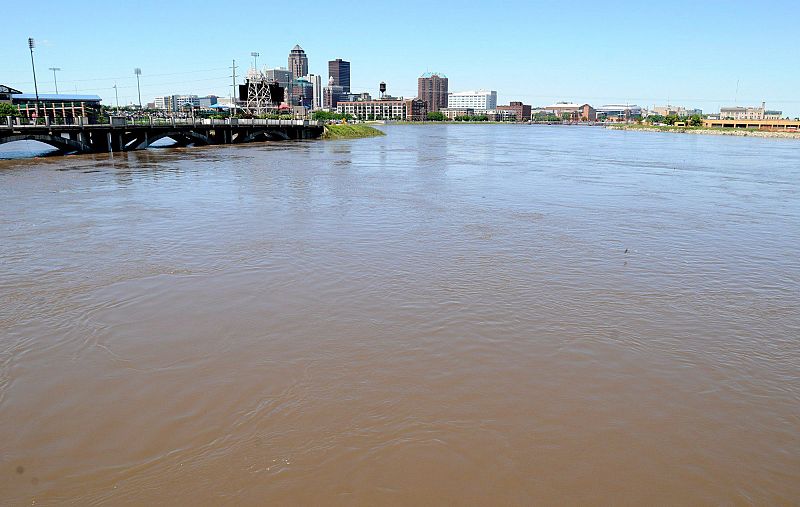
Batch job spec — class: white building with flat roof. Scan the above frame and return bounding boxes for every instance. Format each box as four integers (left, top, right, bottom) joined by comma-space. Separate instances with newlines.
304, 74, 323, 110
448, 90, 497, 111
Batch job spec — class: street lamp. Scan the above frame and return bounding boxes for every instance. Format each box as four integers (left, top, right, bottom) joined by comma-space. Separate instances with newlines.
48, 67, 61, 94
134, 68, 142, 109
28, 38, 40, 121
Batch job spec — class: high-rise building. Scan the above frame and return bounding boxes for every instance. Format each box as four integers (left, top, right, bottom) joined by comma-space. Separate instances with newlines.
265, 67, 293, 105
417, 72, 448, 112
328, 59, 350, 92
305, 74, 323, 110
288, 45, 308, 80
291, 78, 314, 108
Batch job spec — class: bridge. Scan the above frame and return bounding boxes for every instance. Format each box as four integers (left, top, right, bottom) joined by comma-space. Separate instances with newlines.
0, 116, 324, 155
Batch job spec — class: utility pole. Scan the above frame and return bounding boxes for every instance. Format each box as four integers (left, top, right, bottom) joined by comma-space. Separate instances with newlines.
134, 68, 142, 108
113, 83, 119, 108
28, 38, 40, 121
231, 59, 237, 119
48, 67, 61, 94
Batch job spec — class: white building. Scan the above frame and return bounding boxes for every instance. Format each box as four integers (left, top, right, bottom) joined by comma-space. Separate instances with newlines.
304, 73, 323, 110
154, 96, 170, 110
595, 104, 643, 120
719, 102, 782, 121
448, 90, 497, 111
153, 94, 200, 112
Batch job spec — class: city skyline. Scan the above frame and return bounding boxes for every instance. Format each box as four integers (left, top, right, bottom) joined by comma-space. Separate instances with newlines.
2, 0, 799, 117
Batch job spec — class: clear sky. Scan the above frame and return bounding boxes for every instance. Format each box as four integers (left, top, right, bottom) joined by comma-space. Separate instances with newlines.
2, 0, 799, 117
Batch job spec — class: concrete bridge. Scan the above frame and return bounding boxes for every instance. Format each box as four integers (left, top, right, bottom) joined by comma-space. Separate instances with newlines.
0, 116, 324, 155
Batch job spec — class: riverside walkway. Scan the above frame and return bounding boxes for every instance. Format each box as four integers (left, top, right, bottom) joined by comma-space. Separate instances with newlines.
0, 116, 324, 154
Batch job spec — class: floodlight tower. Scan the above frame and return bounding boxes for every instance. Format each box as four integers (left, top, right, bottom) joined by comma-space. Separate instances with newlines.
134, 68, 142, 108
28, 38, 40, 118
48, 67, 61, 94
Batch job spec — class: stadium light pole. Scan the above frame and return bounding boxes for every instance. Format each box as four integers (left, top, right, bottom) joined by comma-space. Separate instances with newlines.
28, 38, 40, 121
134, 68, 142, 109
251, 52, 259, 70
48, 67, 61, 94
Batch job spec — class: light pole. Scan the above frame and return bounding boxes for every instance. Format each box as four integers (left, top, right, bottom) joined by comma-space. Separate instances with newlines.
113, 83, 119, 109
48, 67, 61, 94
250, 51, 259, 70
28, 38, 40, 121
134, 68, 142, 109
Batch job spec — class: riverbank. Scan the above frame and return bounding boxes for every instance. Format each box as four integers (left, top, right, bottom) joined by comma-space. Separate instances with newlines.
607, 124, 800, 139
322, 124, 385, 140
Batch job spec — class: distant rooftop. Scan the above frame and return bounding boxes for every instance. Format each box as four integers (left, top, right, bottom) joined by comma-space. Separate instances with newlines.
545, 103, 581, 108
12, 93, 101, 102
449, 90, 496, 95
420, 72, 447, 78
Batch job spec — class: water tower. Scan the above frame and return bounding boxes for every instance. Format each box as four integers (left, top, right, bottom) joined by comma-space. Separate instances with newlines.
379, 82, 386, 99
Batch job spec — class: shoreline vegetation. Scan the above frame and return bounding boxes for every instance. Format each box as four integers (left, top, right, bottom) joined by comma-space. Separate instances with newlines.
606, 124, 800, 139
322, 124, 386, 140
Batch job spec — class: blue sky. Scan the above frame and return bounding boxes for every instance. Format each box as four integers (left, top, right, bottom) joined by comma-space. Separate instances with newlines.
2, 0, 799, 116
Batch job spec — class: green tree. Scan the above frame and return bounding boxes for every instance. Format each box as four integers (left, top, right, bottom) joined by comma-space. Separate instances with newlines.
427, 111, 446, 121
688, 114, 703, 127
0, 103, 19, 117
665, 114, 680, 125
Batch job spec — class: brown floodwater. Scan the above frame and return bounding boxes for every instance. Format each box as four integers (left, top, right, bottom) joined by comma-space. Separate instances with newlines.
1, 125, 798, 505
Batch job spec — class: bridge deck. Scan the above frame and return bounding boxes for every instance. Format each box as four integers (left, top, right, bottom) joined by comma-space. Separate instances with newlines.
0, 117, 325, 154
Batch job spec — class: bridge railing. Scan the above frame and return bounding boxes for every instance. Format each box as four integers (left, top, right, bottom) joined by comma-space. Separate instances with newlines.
119, 117, 321, 128
5, 115, 323, 129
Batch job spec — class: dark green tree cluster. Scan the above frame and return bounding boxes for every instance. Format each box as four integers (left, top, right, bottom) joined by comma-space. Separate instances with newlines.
312, 111, 354, 122
426, 111, 446, 121
0, 103, 20, 117
453, 115, 489, 121
532, 112, 561, 122
645, 113, 704, 126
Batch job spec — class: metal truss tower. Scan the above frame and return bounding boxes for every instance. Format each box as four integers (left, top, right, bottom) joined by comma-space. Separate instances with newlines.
245, 68, 273, 116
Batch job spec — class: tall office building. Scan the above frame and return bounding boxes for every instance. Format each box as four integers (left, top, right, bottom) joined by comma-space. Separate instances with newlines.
264, 67, 292, 104
288, 45, 308, 79
305, 74, 323, 110
328, 59, 350, 92
417, 72, 448, 112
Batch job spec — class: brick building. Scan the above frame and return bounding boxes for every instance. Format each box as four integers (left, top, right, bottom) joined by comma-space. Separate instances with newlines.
417, 72, 448, 112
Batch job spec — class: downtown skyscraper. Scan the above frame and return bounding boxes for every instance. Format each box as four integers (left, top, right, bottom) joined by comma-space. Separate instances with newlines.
288, 45, 308, 79
328, 59, 350, 93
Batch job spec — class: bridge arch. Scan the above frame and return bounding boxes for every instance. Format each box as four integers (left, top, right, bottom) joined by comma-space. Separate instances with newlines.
242, 129, 290, 143
134, 130, 211, 150
0, 134, 91, 154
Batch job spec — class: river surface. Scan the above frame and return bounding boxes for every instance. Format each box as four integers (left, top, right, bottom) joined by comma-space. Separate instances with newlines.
1, 125, 799, 505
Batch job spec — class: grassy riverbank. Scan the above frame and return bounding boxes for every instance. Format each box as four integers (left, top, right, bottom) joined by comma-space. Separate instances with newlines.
322, 124, 386, 140
607, 124, 800, 139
